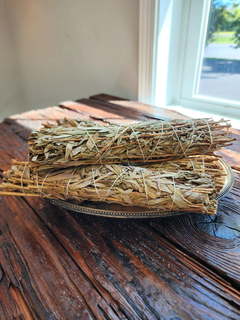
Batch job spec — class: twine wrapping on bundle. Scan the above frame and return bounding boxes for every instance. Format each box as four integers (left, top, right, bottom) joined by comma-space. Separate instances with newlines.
0, 158, 222, 215
0, 117, 233, 217
27, 118, 235, 172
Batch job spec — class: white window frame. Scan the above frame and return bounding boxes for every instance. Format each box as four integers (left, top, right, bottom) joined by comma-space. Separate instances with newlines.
138, 0, 240, 120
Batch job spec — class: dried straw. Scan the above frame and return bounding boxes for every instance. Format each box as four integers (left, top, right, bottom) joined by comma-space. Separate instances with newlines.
0, 159, 219, 215
142, 156, 226, 194
27, 118, 234, 172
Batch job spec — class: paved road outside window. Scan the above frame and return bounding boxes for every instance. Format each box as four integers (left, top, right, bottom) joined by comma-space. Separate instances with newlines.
198, 44, 240, 101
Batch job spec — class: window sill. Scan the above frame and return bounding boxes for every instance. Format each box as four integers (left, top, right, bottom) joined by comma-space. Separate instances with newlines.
161, 104, 240, 130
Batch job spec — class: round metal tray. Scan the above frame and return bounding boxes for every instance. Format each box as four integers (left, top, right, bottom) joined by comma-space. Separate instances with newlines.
48, 158, 234, 218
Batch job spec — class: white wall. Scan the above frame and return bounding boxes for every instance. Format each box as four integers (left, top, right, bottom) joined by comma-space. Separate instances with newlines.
0, 0, 27, 121
1, 0, 138, 119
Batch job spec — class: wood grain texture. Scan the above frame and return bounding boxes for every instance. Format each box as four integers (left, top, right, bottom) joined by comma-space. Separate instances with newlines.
1, 95, 240, 319
90, 94, 190, 121
5, 106, 91, 141
77, 98, 149, 121
60, 101, 138, 125
22, 197, 240, 319
146, 175, 240, 285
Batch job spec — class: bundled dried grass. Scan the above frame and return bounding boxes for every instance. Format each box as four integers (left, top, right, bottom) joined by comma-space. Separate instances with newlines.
27, 118, 234, 172
0, 158, 220, 215
1, 118, 232, 216
143, 156, 226, 194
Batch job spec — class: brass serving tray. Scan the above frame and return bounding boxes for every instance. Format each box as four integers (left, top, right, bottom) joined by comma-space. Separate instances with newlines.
48, 158, 234, 218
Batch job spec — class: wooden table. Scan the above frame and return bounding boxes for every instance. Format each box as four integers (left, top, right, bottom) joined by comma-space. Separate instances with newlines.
0, 94, 240, 320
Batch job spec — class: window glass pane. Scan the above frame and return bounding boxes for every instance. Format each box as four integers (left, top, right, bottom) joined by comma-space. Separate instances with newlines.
197, 0, 240, 101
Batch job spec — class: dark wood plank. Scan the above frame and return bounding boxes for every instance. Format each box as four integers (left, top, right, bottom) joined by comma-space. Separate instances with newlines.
23, 197, 240, 320
0, 123, 28, 172
76, 98, 149, 121
1, 113, 240, 318
60, 100, 138, 125
0, 124, 132, 319
146, 173, 240, 285
90, 93, 190, 121
1, 109, 238, 279
4, 106, 92, 141
60, 100, 128, 120
0, 196, 113, 319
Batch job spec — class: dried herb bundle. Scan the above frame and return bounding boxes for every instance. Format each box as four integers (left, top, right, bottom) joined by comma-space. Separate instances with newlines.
143, 156, 226, 194
0, 160, 219, 215
28, 118, 234, 171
